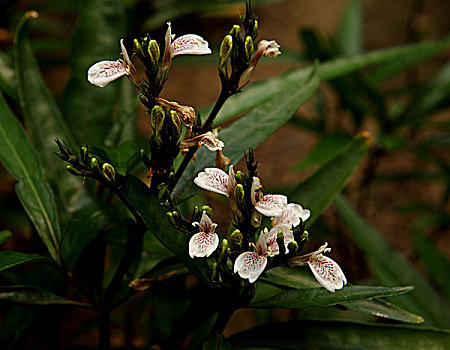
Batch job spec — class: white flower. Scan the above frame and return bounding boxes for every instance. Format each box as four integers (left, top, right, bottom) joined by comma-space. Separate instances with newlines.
162, 22, 212, 69
250, 177, 287, 217
289, 242, 347, 293
241, 39, 281, 83
234, 231, 268, 283
264, 224, 294, 255
179, 131, 225, 151
272, 203, 310, 228
87, 39, 137, 87
194, 165, 236, 198
189, 211, 219, 258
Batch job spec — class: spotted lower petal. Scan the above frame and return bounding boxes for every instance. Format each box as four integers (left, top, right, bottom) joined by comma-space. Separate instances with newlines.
308, 254, 347, 292
194, 168, 228, 195
272, 203, 311, 227
87, 60, 127, 87
255, 194, 288, 217
172, 34, 212, 56
189, 232, 219, 258
234, 251, 267, 283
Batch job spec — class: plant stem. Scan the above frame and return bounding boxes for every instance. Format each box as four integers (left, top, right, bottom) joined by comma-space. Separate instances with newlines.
98, 308, 111, 350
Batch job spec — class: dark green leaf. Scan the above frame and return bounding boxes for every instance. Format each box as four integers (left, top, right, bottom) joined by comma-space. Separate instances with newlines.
0, 252, 51, 273
100, 142, 138, 176
334, 195, 450, 327
250, 285, 413, 309
345, 298, 424, 324
0, 285, 91, 307
63, 0, 125, 146
336, 0, 363, 56
0, 91, 60, 260
0, 230, 13, 245
262, 267, 320, 289
289, 134, 370, 226
122, 174, 213, 287
0, 50, 17, 101
228, 320, 450, 349
293, 134, 352, 170
14, 12, 92, 215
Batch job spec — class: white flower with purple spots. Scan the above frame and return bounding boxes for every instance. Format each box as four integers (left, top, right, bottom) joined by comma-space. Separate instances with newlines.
189, 212, 219, 258
250, 177, 287, 217
234, 231, 268, 283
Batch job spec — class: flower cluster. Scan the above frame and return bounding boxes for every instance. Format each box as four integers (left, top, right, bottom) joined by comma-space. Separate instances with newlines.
191, 164, 347, 293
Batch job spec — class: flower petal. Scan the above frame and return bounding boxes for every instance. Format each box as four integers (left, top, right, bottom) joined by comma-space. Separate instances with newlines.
308, 254, 347, 292
272, 203, 310, 227
250, 177, 263, 206
255, 194, 288, 217
87, 60, 126, 87
172, 34, 212, 56
194, 168, 228, 195
234, 251, 267, 283
189, 232, 219, 258
194, 211, 216, 233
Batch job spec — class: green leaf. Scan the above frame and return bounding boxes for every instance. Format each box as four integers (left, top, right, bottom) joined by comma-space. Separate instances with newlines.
262, 267, 321, 289
0, 50, 17, 101
121, 174, 213, 287
0, 252, 51, 273
250, 285, 413, 309
100, 142, 138, 176
336, 0, 363, 56
345, 298, 424, 324
0, 285, 91, 307
14, 12, 92, 215
203, 36, 450, 126
0, 91, 60, 260
176, 67, 320, 200
228, 320, 450, 349
0, 230, 13, 245
293, 134, 352, 170
289, 133, 370, 226
63, 0, 125, 146
334, 195, 450, 327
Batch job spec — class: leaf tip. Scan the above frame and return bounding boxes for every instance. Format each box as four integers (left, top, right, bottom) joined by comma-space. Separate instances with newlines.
26, 11, 39, 19
358, 130, 373, 145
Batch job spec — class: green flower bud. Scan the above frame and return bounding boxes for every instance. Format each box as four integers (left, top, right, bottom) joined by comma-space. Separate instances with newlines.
234, 170, 246, 184
252, 20, 259, 38
133, 39, 144, 56
148, 39, 160, 65
219, 35, 233, 67
80, 146, 89, 164
220, 239, 228, 255
287, 240, 298, 254
298, 230, 309, 251
140, 149, 151, 168
230, 229, 243, 248
200, 205, 213, 218
211, 262, 218, 281
150, 105, 166, 144
276, 230, 286, 255
66, 165, 84, 176
102, 163, 116, 182
170, 110, 181, 136
244, 36, 253, 60
90, 157, 101, 173
167, 211, 176, 227
230, 24, 241, 38
234, 184, 246, 211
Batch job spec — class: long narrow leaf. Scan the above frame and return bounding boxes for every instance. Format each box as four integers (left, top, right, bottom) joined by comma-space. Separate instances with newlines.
336, 0, 363, 56
0, 252, 51, 273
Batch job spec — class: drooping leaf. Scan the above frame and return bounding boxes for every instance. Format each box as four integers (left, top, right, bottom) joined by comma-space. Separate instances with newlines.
0, 50, 17, 101
0, 285, 91, 308
0, 91, 60, 260
228, 320, 450, 349
175, 67, 320, 200
336, 0, 363, 56
0, 230, 13, 245
63, 0, 125, 146
0, 252, 51, 273
344, 298, 424, 324
289, 133, 371, 226
250, 285, 413, 309
121, 174, 213, 287
14, 12, 92, 215
334, 195, 450, 327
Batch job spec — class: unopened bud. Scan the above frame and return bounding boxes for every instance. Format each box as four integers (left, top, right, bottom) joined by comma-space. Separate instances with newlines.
244, 36, 253, 60
287, 240, 298, 254
252, 20, 259, 39
170, 110, 181, 136
102, 163, 116, 182
219, 35, 233, 67
230, 24, 241, 39
80, 146, 89, 164
297, 231, 309, 251
150, 105, 166, 144
148, 40, 160, 65
234, 184, 246, 211
276, 230, 286, 255
140, 149, 151, 168
234, 170, 246, 185
167, 211, 176, 227
211, 262, 218, 281
66, 165, 84, 176
200, 205, 213, 218
90, 157, 101, 173
220, 239, 228, 255
230, 229, 243, 248
133, 39, 144, 56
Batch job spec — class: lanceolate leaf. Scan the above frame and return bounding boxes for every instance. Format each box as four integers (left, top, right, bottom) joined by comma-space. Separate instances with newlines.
334, 195, 450, 327
0, 230, 13, 245
63, 0, 125, 146
14, 12, 92, 215
289, 133, 371, 226
0, 91, 60, 260
0, 50, 17, 101
336, 0, 363, 56
228, 320, 450, 349
0, 252, 51, 273
0, 285, 91, 308
250, 285, 413, 309
122, 175, 213, 288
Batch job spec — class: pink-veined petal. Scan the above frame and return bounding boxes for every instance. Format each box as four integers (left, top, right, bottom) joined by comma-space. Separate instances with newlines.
189, 232, 219, 258
193, 211, 217, 233
227, 165, 237, 199
172, 34, 212, 56
194, 168, 228, 195
255, 194, 288, 217
87, 60, 126, 87
265, 224, 294, 255
272, 203, 311, 227
250, 177, 263, 206
308, 254, 347, 292
234, 251, 267, 283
